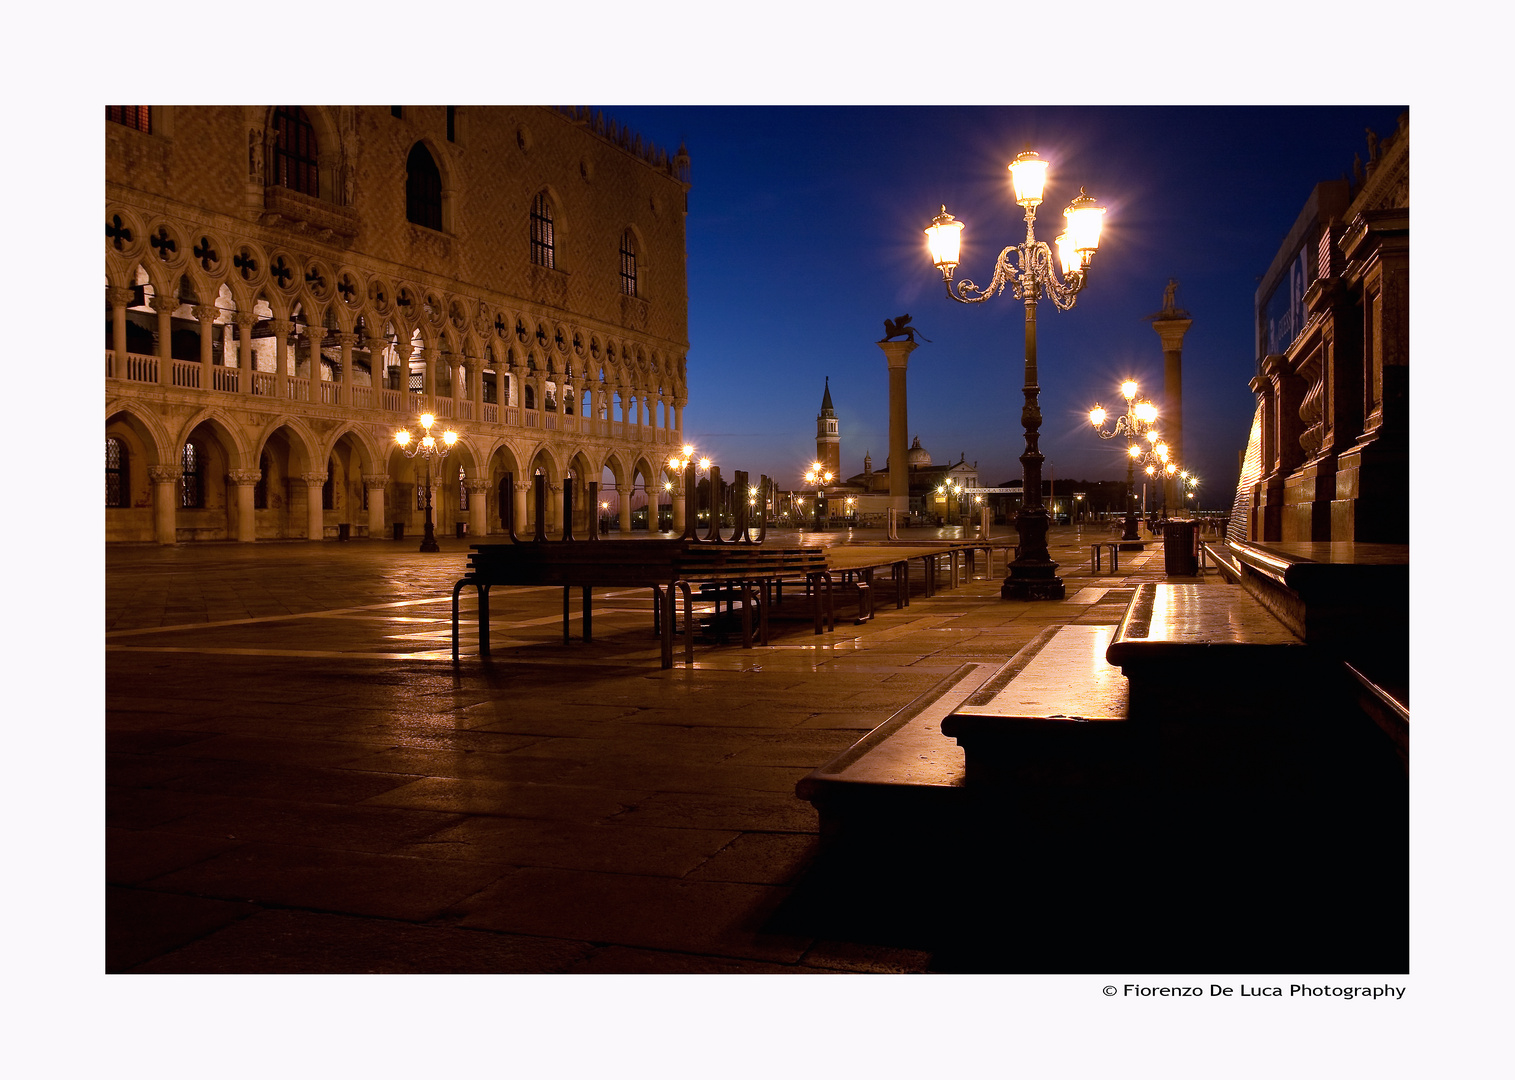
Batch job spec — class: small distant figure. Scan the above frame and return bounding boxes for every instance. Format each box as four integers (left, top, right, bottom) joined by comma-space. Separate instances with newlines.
882, 314, 930, 344
1162, 279, 1179, 312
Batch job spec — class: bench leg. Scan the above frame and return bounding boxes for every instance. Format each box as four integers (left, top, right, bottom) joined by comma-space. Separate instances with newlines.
1111, 545, 1119, 573
452, 579, 466, 663
478, 585, 490, 656
659, 585, 673, 669
582, 584, 592, 641
1091, 544, 1100, 573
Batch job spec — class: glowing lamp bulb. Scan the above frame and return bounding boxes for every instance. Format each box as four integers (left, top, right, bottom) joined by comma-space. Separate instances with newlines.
1009, 149, 1049, 207
924, 206, 964, 271
1135, 401, 1158, 424
395, 430, 411, 447
1063, 188, 1106, 261
419, 413, 435, 430
1089, 406, 1107, 428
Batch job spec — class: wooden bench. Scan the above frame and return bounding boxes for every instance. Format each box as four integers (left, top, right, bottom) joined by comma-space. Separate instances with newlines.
451, 539, 835, 667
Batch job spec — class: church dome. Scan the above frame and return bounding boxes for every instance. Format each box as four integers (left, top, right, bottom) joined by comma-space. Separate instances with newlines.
907, 436, 932, 468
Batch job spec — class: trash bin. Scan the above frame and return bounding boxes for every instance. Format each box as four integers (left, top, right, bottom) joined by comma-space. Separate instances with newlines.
392, 522, 404, 541
456, 521, 467, 538
337, 523, 350, 541
1163, 518, 1200, 576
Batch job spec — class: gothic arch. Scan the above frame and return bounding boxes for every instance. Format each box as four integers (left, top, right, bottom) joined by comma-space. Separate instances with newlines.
174, 406, 251, 470
106, 400, 172, 466
260, 106, 343, 203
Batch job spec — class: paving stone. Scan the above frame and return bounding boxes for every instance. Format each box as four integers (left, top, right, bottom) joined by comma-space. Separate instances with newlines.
107, 886, 260, 973
131, 909, 594, 974
395, 817, 738, 877
142, 843, 513, 921
107, 827, 243, 886
151, 797, 466, 853
152, 759, 420, 804
565, 945, 819, 974
685, 832, 822, 886
362, 776, 651, 821
454, 867, 809, 964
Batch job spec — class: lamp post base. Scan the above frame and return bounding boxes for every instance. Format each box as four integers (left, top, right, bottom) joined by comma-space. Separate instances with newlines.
1000, 565, 1065, 601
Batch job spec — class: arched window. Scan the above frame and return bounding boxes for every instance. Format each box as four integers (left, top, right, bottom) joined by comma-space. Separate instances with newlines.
322, 460, 334, 510
180, 443, 203, 509
106, 437, 128, 508
458, 466, 469, 511
254, 452, 269, 510
531, 192, 555, 268
620, 230, 638, 297
524, 384, 536, 410
271, 107, 318, 197
406, 143, 443, 231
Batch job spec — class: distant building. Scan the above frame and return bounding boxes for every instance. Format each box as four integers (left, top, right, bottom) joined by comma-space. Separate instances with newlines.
106, 106, 690, 543
1238, 112, 1407, 543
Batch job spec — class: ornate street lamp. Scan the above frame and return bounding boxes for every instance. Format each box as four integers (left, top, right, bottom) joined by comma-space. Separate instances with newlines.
1089, 379, 1159, 542
926, 148, 1106, 599
394, 412, 457, 553
804, 461, 834, 530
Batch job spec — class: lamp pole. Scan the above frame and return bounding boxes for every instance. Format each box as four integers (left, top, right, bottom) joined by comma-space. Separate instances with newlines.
926, 149, 1106, 600
393, 412, 457, 553
804, 462, 834, 531
1089, 380, 1159, 542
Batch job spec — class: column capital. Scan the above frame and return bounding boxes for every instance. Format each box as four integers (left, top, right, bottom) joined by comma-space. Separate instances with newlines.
192, 305, 219, 323
148, 294, 177, 316
615, 484, 634, 495
335, 331, 359, 347
148, 464, 179, 484
297, 471, 327, 487
877, 338, 918, 369
362, 473, 389, 489
464, 478, 491, 495
233, 310, 259, 329
108, 285, 136, 309
269, 319, 295, 337
226, 469, 262, 486
514, 480, 533, 493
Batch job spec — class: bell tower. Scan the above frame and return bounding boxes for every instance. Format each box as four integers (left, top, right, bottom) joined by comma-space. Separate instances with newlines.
816, 376, 841, 477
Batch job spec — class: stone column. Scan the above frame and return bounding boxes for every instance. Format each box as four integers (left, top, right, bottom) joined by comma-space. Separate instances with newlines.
876, 339, 917, 514
1151, 312, 1193, 511
513, 480, 530, 539
467, 477, 491, 537
194, 305, 218, 390
421, 344, 435, 407
271, 319, 293, 398
364, 474, 388, 538
394, 336, 413, 397
471, 359, 484, 419
227, 469, 260, 542
335, 332, 357, 407
234, 312, 257, 394
108, 286, 133, 375
617, 484, 634, 534
297, 471, 325, 540
149, 464, 178, 544
151, 294, 176, 386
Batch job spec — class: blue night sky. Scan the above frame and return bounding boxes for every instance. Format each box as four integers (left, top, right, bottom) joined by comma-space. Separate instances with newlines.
608, 105, 1405, 509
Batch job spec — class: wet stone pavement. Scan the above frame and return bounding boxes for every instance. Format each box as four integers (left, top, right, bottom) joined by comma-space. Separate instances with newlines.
106, 525, 1186, 973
